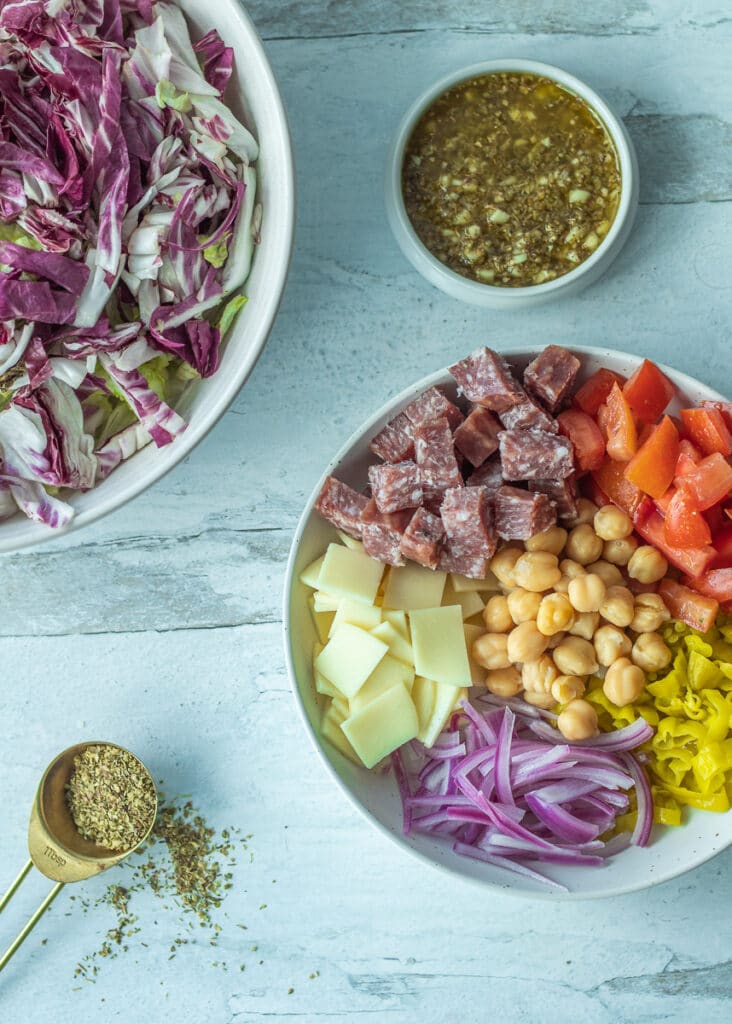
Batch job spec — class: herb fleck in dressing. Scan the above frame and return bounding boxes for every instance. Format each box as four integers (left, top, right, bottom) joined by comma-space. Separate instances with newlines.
402, 72, 621, 287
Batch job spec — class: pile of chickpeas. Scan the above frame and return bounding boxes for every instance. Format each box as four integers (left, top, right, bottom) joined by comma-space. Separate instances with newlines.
472, 499, 674, 741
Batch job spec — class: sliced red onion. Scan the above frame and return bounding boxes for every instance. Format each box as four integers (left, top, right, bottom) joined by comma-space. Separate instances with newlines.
494, 706, 515, 805
529, 716, 653, 751
452, 842, 569, 891
620, 752, 653, 847
524, 794, 600, 844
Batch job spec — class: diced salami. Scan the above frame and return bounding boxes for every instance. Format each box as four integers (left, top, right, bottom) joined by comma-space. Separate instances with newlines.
499, 396, 557, 433
399, 507, 445, 569
414, 416, 463, 500
498, 429, 574, 481
439, 536, 492, 579
529, 477, 578, 519
403, 386, 464, 430
440, 486, 497, 576
315, 476, 368, 538
449, 347, 525, 412
360, 499, 414, 566
368, 461, 423, 513
524, 345, 581, 414
369, 412, 415, 463
494, 485, 557, 541
466, 455, 504, 496
453, 406, 501, 467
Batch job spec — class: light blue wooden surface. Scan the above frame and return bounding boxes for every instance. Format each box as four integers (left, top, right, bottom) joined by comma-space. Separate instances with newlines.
1, 2, 731, 1020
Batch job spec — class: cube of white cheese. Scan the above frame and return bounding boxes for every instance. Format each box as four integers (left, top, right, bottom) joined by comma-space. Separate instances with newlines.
450, 571, 499, 593
412, 676, 436, 737
315, 624, 388, 698
321, 704, 361, 765
463, 623, 487, 685
308, 595, 335, 645
409, 606, 472, 687
328, 598, 382, 638
382, 563, 446, 610
300, 555, 325, 589
421, 682, 469, 748
370, 621, 414, 666
382, 609, 410, 641
313, 591, 341, 613
350, 656, 415, 712
337, 531, 364, 552
442, 579, 485, 621
341, 684, 419, 769
316, 543, 384, 606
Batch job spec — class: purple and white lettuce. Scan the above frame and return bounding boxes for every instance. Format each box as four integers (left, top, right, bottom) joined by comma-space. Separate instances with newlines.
0, 0, 260, 526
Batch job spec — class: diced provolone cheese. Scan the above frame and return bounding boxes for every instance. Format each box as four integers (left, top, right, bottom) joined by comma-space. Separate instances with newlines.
321, 705, 361, 764
412, 676, 436, 738
382, 563, 446, 610
300, 555, 325, 589
337, 531, 364, 552
450, 571, 499, 593
463, 623, 486, 685
382, 609, 410, 641
317, 543, 384, 605
442, 579, 485, 621
313, 591, 341, 613
370, 620, 414, 666
421, 683, 469, 748
350, 655, 415, 712
315, 624, 388, 698
409, 606, 471, 687
341, 685, 419, 769
308, 595, 335, 644
328, 598, 382, 638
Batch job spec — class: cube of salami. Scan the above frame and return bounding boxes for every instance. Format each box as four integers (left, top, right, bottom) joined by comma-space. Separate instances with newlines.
315, 476, 369, 538
449, 347, 525, 412
498, 428, 574, 481
403, 386, 464, 430
414, 416, 463, 500
368, 461, 423, 513
524, 345, 581, 414
399, 508, 445, 569
439, 485, 497, 578
529, 477, 578, 519
494, 485, 557, 541
360, 499, 414, 566
453, 407, 501, 467
466, 455, 504, 496
369, 412, 415, 463
499, 396, 557, 433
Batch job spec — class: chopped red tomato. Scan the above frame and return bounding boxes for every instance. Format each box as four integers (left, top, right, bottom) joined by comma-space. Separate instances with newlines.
675, 439, 703, 479
557, 409, 605, 473
622, 359, 677, 424
701, 400, 732, 433
603, 383, 638, 462
591, 457, 644, 517
663, 488, 712, 548
680, 407, 732, 457
574, 368, 626, 417
633, 499, 715, 577
624, 415, 679, 499
677, 452, 732, 511
712, 525, 732, 565
685, 567, 732, 604
657, 578, 719, 633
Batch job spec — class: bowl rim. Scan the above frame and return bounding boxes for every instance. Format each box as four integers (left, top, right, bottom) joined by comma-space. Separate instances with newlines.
0, 0, 296, 554
283, 344, 732, 901
385, 59, 639, 302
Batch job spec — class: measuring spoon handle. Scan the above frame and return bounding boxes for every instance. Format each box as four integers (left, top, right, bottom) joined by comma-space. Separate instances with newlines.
0, 864, 65, 973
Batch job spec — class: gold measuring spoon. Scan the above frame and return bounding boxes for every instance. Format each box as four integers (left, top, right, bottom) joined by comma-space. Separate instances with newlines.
0, 741, 157, 972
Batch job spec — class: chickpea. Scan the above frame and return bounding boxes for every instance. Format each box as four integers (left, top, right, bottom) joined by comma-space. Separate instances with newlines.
630, 592, 671, 633
546, 630, 567, 650
551, 675, 586, 704
513, 551, 562, 593
586, 559, 624, 587
521, 654, 559, 694
565, 524, 604, 565
600, 585, 635, 628
603, 657, 646, 706
482, 594, 513, 633
472, 633, 511, 670
567, 573, 607, 613
632, 632, 672, 673
507, 588, 543, 625
507, 621, 548, 664
523, 690, 556, 709
552, 636, 599, 676
566, 497, 598, 527
593, 624, 632, 667
525, 525, 568, 555
490, 547, 524, 588
603, 536, 638, 566
485, 666, 523, 698
627, 545, 669, 584
594, 504, 633, 541
569, 611, 600, 641
536, 592, 575, 636
554, 559, 586, 594
557, 698, 599, 741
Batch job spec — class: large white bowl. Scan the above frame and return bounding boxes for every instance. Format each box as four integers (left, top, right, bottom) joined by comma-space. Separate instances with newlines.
0, 0, 295, 553
284, 345, 732, 899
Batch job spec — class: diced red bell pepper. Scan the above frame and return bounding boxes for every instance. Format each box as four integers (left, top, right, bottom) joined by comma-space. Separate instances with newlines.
574, 368, 626, 417
677, 452, 732, 511
591, 457, 644, 517
685, 567, 732, 604
602, 383, 638, 462
680, 407, 732, 457
557, 409, 605, 473
658, 578, 719, 634
624, 415, 679, 499
633, 499, 715, 578
622, 359, 677, 424
663, 488, 712, 548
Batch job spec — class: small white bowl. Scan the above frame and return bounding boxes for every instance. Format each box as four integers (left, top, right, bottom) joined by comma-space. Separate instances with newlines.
284, 346, 732, 899
385, 60, 639, 309
0, 0, 295, 553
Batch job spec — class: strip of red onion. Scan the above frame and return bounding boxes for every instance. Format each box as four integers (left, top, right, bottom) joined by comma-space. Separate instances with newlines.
620, 752, 654, 846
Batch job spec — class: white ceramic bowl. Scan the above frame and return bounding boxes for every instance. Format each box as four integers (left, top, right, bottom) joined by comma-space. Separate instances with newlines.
0, 0, 295, 553
385, 60, 639, 309
284, 345, 732, 899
